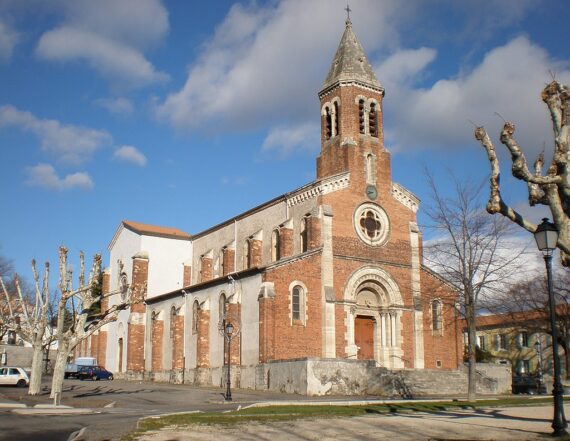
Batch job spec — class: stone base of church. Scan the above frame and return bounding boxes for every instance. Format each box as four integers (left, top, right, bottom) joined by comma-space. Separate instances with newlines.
136, 359, 510, 397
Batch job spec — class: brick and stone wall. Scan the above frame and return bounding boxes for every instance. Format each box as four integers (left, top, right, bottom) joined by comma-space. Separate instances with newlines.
127, 253, 148, 376
151, 317, 163, 372
171, 314, 184, 370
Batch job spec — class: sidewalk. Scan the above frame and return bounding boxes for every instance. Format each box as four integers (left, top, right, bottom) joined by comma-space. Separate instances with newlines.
135, 404, 570, 441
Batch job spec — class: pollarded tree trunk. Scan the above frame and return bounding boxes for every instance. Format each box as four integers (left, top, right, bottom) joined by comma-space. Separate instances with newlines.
29, 336, 45, 395
474, 81, 570, 267
50, 342, 70, 400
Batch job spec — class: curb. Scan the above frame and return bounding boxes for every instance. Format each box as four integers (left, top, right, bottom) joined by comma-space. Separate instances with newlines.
12, 407, 95, 415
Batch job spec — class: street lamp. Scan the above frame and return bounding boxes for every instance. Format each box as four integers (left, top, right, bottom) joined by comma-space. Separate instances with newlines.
534, 218, 567, 436
225, 322, 234, 401
534, 339, 544, 394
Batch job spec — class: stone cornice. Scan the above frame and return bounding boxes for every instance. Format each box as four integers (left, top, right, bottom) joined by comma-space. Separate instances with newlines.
287, 173, 350, 207
392, 183, 420, 213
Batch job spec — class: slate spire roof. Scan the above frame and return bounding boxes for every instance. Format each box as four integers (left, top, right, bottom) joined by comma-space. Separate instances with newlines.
321, 17, 382, 94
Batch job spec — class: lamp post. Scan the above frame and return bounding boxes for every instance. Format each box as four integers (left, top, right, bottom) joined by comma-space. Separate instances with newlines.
534, 339, 544, 394
225, 322, 234, 401
534, 218, 567, 436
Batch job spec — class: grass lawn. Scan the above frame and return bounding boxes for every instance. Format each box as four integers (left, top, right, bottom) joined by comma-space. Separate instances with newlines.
122, 396, 568, 440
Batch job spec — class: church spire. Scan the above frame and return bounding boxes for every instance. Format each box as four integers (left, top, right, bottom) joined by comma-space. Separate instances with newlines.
320, 13, 382, 96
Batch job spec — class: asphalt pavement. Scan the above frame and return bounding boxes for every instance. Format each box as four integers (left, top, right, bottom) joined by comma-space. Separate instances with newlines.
0, 378, 568, 441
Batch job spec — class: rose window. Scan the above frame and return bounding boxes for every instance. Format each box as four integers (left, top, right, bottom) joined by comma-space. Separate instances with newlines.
354, 203, 389, 246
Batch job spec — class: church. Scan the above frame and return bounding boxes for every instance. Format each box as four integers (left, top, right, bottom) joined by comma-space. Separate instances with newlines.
81, 17, 471, 396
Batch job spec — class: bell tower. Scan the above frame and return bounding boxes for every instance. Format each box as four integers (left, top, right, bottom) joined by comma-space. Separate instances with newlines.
316, 15, 388, 188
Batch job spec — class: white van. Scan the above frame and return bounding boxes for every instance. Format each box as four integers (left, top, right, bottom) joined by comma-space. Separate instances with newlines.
65, 357, 97, 379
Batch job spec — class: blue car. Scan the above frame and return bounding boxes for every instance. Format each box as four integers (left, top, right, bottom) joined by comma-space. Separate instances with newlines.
77, 366, 114, 381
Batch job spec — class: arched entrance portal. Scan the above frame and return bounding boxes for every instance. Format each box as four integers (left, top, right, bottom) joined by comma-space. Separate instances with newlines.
344, 267, 405, 368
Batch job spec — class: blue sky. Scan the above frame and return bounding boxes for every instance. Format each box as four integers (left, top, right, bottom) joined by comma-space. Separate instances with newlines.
0, 0, 569, 276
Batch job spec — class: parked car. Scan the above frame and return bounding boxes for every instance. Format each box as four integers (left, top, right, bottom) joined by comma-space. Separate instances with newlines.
0, 367, 30, 387
65, 356, 97, 379
77, 366, 113, 381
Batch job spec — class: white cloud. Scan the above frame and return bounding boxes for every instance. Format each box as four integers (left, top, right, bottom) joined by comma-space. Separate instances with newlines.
376, 47, 436, 87
380, 36, 570, 155
25, 163, 93, 191
95, 97, 134, 116
0, 19, 17, 62
262, 122, 319, 156
113, 145, 147, 166
37, 27, 168, 86
0, 105, 111, 164
35, 0, 168, 87
59, 0, 168, 49
156, 0, 409, 131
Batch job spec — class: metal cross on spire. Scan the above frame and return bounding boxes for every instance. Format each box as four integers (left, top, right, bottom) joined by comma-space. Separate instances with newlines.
345, 3, 352, 21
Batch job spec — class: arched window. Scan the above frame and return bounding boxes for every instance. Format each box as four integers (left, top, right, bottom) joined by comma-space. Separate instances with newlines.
192, 301, 199, 334
325, 107, 332, 140
289, 282, 307, 325
292, 286, 301, 321
369, 102, 378, 137
170, 306, 177, 338
300, 216, 308, 253
366, 154, 374, 183
359, 99, 365, 134
333, 101, 339, 136
271, 229, 280, 262
432, 300, 442, 332
219, 293, 227, 326
243, 240, 250, 270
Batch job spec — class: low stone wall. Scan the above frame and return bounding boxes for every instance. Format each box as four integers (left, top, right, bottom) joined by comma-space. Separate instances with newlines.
0, 344, 57, 373
148, 359, 511, 397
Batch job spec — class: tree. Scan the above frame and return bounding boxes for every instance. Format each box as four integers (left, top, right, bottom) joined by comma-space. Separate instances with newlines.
488, 270, 570, 379
50, 247, 140, 401
0, 255, 15, 342
0, 260, 53, 395
475, 81, 570, 267
423, 172, 525, 401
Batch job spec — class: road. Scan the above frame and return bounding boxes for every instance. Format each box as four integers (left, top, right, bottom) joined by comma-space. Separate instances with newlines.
0, 378, 304, 441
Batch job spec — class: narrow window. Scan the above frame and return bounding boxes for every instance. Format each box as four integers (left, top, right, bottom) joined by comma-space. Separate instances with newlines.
325, 107, 332, 140
366, 154, 374, 183
333, 101, 339, 136
369, 102, 378, 137
300, 217, 308, 253
432, 300, 442, 331
359, 99, 365, 134
520, 331, 529, 347
478, 335, 486, 350
219, 293, 227, 326
498, 334, 507, 350
192, 301, 199, 334
170, 306, 176, 339
271, 229, 280, 262
292, 286, 301, 321
243, 240, 250, 270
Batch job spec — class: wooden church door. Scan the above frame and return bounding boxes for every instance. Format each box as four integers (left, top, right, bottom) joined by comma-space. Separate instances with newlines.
355, 316, 375, 360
